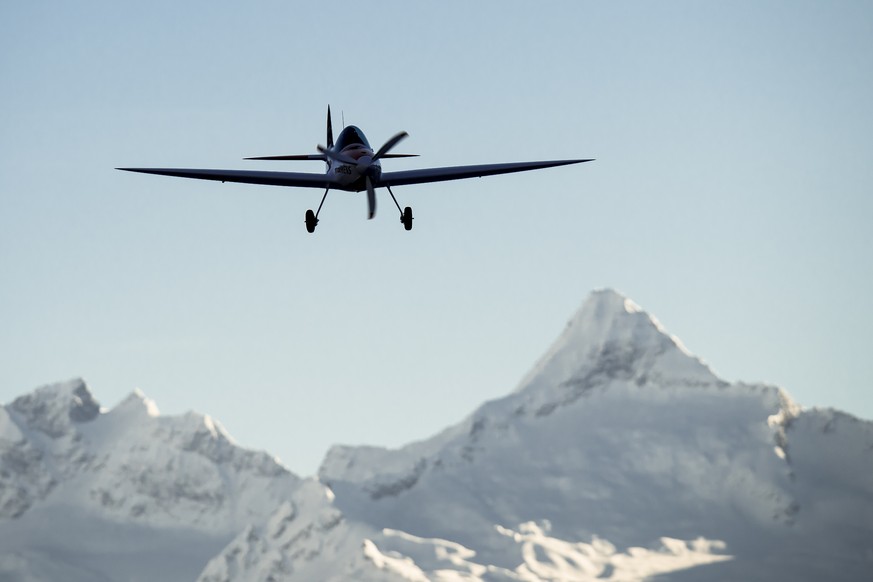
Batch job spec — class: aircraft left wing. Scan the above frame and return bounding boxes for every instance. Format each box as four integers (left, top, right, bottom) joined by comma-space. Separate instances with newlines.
117, 168, 336, 189
378, 159, 593, 187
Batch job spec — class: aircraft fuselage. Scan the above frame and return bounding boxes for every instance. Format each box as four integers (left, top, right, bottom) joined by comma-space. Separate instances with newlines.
324, 126, 382, 192
326, 144, 381, 192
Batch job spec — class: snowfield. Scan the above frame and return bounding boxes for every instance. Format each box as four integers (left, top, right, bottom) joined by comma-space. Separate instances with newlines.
2, 289, 871, 581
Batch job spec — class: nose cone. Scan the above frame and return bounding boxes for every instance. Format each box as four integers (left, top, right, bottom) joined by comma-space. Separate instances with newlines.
356, 154, 373, 173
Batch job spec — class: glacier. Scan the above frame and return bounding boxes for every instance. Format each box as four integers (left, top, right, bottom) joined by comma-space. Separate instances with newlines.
2, 289, 872, 581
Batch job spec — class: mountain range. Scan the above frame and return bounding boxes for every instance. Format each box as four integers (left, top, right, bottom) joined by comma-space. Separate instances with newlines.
1, 289, 871, 581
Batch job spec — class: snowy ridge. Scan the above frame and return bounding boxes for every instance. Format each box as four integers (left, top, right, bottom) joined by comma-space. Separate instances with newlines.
319, 289, 753, 489
0, 380, 101, 519
0, 379, 300, 580
199, 499, 732, 582
2, 289, 872, 581
306, 289, 873, 581
197, 479, 395, 582
360, 524, 730, 582
513, 289, 724, 413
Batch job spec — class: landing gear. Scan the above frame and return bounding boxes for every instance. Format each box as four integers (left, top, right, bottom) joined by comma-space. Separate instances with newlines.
305, 209, 318, 233
305, 187, 330, 233
387, 185, 413, 232
402, 206, 413, 231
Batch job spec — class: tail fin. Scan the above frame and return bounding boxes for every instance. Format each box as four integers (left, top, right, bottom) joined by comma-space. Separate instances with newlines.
326, 106, 334, 149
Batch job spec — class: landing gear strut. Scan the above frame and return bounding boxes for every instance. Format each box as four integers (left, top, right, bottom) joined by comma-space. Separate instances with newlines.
305, 188, 330, 233
388, 185, 413, 231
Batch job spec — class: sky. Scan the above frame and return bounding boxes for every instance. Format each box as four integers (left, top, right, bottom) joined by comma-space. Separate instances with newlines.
2, 1, 872, 476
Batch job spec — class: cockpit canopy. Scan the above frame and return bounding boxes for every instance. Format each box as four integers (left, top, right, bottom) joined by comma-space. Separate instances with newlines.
334, 126, 371, 151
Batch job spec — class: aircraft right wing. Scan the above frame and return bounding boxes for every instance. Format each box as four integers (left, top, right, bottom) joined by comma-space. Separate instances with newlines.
378, 159, 593, 187
117, 168, 336, 189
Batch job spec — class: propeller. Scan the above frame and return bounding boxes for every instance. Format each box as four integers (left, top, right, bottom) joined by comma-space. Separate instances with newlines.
373, 131, 409, 161
318, 131, 409, 170
317, 145, 357, 166
317, 131, 409, 220
366, 176, 376, 219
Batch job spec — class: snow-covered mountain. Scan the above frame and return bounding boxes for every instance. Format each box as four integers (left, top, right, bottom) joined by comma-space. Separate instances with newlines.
0, 380, 299, 581
201, 290, 873, 581
2, 289, 872, 581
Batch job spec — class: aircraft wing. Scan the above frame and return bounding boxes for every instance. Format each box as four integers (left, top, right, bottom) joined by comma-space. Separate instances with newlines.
117, 168, 336, 189
378, 159, 593, 187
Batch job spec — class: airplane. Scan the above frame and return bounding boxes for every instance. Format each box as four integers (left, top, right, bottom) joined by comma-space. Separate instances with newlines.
118, 107, 593, 233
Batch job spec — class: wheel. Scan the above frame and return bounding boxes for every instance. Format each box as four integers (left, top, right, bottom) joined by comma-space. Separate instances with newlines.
305, 209, 317, 233
402, 206, 413, 231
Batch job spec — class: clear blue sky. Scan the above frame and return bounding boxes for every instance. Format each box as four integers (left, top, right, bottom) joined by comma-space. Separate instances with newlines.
2, 1, 871, 475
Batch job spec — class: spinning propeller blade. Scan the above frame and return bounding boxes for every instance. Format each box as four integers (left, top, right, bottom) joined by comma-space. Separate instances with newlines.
373, 131, 409, 161
366, 176, 376, 219
317, 144, 357, 165
319, 130, 410, 169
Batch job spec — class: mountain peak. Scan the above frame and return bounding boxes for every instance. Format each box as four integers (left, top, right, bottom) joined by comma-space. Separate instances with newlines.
586, 287, 642, 313
580, 289, 695, 356
320, 290, 729, 490
515, 289, 720, 400
110, 389, 161, 418
567, 288, 679, 353
9, 378, 101, 437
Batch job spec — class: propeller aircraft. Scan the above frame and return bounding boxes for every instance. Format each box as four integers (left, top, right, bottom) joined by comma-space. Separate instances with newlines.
119, 108, 593, 233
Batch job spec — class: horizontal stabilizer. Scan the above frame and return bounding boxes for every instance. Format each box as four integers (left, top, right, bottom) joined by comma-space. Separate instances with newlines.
244, 153, 417, 161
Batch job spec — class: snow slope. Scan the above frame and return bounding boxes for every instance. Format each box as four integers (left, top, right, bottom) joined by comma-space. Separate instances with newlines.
0, 380, 299, 581
3, 289, 872, 581
204, 289, 873, 581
